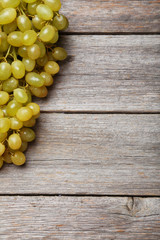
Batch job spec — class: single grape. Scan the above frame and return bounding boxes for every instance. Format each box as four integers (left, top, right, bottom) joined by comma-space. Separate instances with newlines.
2, 77, 19, 93
32, 15, 45, 30
0, 62, 12, 81
52, 47, 67, 61
25, 72, 45, 87
22, 58, 36, 72
1, 106, 8, 117
7, 31, 23, 47
11, 60, 25, 79
17, 15, 32, 32
0, 91, 9, 105
39, 25, 55, 42
20, 127, 35, 142
3, 149, 12, 163
10, 117, 23, 130
44, 61, 60, 75
14, 88, 28, 104
27, 1, 41, 15
0, 32, 9, 52
53, 14, 68, 31
0, 118, 10, 133
0, 110, 4, 118
36, 4, 53, 21
50, 30, 59, 44
44, 0, 61, 11
40, 72, 54, 86
7, 100, 22, 117
16, 107, 33, 122
37, 54, 48, 67
0, 143, 5, 156
18, 46, 28, 58
30, 85, 48, 98
35, 40, 46, 58
1, 0, 20, 8
47, 51, 56, 61
0, 8, 17, 25
0, 132, 7, 142
3, 20, 17, 34
8, 133, 22, 150
25, 89, 32, 104
0, 157, 3, 168
27, 44, 41, 60
19, 141, 28, 152
22, 30, 37, 46
23, 117, 36, 127
11, 151, 26, 166
27, 102, 40, 116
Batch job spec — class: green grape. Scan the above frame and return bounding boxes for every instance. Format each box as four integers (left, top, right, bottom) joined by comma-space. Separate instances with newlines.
30, 85, 48, 98
25, 89, 32, 104
16, 107, 33, 121
0, 118, 10, 133
7, 31, 23, 47
39, 25, 55, 42
3, 20, 17, 34
3, 149, 12, 163
20, 127, 35, 142
0, 2, 3, 11
25, 72, 45, 87
1, 105, 8, 117
0, 143, 5, 156
23, 0, 37, 3
32, 15, 45, 30
18, 46, 28, 58
44, 61, 60, 75
19, 141, 28, 152
22, 30, 37, 46
50, 30, 59, 44
14, 88, 28, 104
10, 117, 23, 130
0, 8, 17, 25
35, 40, 46, 58
53, 14, 68, 31
17, 15, 32, 32
0, 132, 7, 142
23, 117, 36, 127
44, 0, 61, 11
8, 133, 22, 150
52, 47, 67, 61
0, 32, 9, 52
2, 77, 19, 93
0, 157, 3, 168
11, 60, 25, 79
27, 44, 41, 60
11, 151, 26, 166
47, 51, 56, 61
37, 54, 48, 67
0, 62, 11, 81
22, 58, 36, 72
27, 102, 40, 116
6, 100, 22, 117
40, 72, 54, 86
0, 91, 9, 105
34, 112, 40, 119
27, 1, 40, 15
0, 110, 4, 118
1, 0, 20, 8
36, 4, 53, 21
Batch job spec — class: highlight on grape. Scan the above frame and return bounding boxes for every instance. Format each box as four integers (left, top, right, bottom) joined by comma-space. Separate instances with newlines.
0, 0, 68, 168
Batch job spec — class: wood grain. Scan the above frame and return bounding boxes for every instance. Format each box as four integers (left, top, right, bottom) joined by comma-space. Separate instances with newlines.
0, 196, 159, 239
61, 0, 160, 33
37, 35, 160, 112
0, 113, 160, 195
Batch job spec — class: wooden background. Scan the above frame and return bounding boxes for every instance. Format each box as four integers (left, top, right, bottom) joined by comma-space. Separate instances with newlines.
0, 0, 160, 239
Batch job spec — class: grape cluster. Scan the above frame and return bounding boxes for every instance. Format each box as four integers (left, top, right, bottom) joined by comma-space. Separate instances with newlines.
0, 0, 68, 168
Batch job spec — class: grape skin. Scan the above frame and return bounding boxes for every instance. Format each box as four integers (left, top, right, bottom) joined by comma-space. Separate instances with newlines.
0, 0, 68, 168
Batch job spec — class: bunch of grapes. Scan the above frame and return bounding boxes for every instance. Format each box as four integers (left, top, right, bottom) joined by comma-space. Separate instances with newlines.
0, 0, 68, 168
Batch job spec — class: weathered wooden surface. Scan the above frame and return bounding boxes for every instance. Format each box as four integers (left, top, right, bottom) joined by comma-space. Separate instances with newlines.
0, 196, 159, 239
61, 0, 160, 33
0, 114, 159, 195
37, 35, 160, 112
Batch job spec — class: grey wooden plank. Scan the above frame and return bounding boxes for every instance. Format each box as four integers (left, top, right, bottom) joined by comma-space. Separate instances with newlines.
0, 114, 160, 195
37, 35, 160, 112
0, 196, 159, 239
61, 0, 160, 33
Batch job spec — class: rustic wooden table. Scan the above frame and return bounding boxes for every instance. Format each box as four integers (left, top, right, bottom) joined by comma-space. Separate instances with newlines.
0, 1, 160, 239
